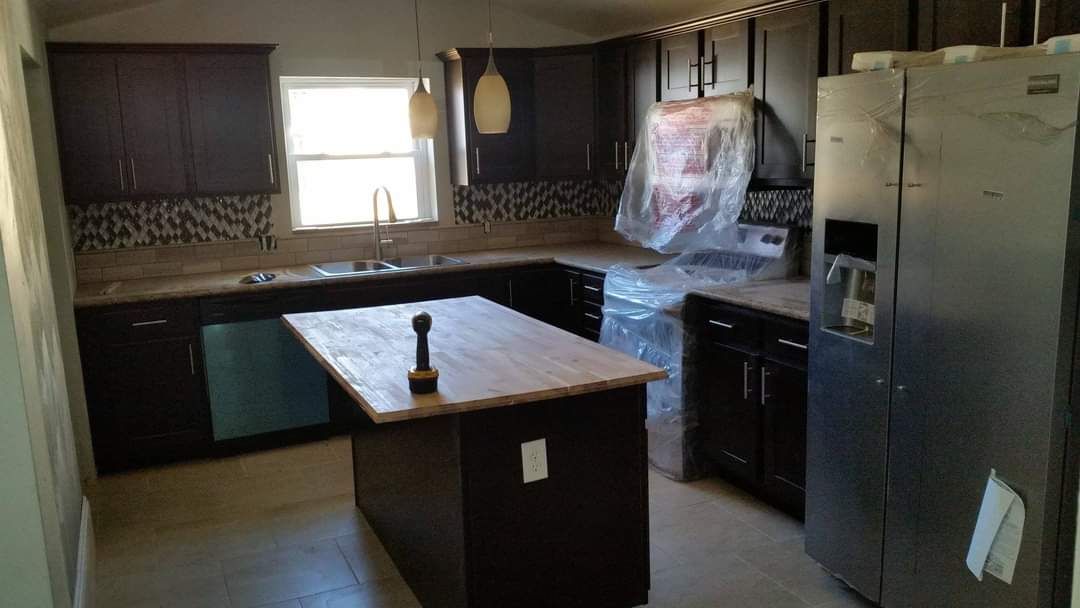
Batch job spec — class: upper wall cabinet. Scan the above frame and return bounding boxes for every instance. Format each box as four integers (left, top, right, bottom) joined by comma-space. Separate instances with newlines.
753, 5, 822, 186
534, 48, 596, 179
660, 31, 701, 102
1038, 0, 1080, 41
828, 0, 912, 75
47, 43, 279, 205
917, 0, 1026, 49
185, 50, 279, 195
702, 21, 752, 97
440, 48, 535, 185
595, 44, 630, 178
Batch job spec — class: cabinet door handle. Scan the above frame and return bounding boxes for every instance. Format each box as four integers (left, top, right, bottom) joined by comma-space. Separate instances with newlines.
475, 148, 481, 175
687, 57, 700, 91
777, 338, 808, 351
118, 159, 126, 191
584, 312, 602, 321
267, 153, 275, 184
131, 319, 168, 327
129, 158, 138, 191
568, 276, 576, 306
624, 141, 629, 169
702, 54, 715, 87
742, 361, 750, 400
761, 366, 768, 406
708, 319, 735, 329
188, 343, 196, 376
614, 141, 620, 171
508, 278, 513, 308
586, 143, 591, 172
584, 285, 601, 293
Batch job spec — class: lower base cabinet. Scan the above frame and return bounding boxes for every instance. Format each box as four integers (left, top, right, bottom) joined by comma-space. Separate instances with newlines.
694, 297, 808, 516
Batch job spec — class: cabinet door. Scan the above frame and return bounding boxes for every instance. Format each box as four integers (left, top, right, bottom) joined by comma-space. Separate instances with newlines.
700, 342, 759, 483
917, 0, 1024, 49
1039, 0, 1080, 41
761, 359, 807, 515
828, 0, 911, 75
509, 268, 578, 331
753, 5, 820, 185
534, 51, 596, 179
464, 52, 535, 183
116, 53, 190, 195
84, 336, 209, 471
49, 52, 127, 203
185, 52, 277, 194
630, 39, 658, 140
660, 31, 701, 101
702, 21, 751, 97
595, 45, 629, 178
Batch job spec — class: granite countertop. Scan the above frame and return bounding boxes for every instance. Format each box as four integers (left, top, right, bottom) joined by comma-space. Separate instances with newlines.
284, 296, 667, 423
690, 278, 811, 321
73, 243, 675, 308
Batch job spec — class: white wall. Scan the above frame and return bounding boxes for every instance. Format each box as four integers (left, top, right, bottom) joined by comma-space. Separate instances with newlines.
48, 0, 592, 238
1, 0, 85, 604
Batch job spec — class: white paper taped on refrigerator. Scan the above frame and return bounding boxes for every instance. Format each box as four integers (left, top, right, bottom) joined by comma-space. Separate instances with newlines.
966, 469, 1026, 584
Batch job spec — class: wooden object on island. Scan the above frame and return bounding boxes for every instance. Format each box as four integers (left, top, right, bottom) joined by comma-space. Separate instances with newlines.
282, 296, 666, 423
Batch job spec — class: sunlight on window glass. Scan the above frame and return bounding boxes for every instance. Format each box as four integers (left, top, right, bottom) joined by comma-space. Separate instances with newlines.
296, 158, 420, 226
288, 86, 413, 155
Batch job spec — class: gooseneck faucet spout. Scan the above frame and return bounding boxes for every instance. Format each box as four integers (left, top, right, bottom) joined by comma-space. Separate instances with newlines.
372, 186, 398, 261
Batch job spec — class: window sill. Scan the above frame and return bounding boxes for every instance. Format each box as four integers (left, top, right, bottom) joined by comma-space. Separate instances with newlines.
291, 218, 440, 235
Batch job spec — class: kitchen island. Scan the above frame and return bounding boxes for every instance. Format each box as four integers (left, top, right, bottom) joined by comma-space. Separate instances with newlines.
283, 296, 666, 608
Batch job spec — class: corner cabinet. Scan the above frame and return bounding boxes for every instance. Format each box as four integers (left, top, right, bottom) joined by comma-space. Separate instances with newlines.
440, 48, 535, 185
47, 43, 279, 204
693, 297, 809, 517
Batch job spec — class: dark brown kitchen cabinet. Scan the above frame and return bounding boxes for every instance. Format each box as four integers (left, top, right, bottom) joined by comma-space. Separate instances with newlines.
660, 31, 701, 101
1038, 0, 1080, 41
596, 44, 630, 178
116, 53, 190, 195
753, 5, 822, 186
917, 0, 1025, 49
631, 39, 658, 138
828, 0, 912, 75
49, 52, 128, 203
533, 48, 596, 178
185, 49, 278, 194
48, 43, 279, 204
695, 297, 808, 515
702, 21, 752, 97
509, 266, 580, 334
77, 301, 210, 472
701, 341, 761, 484
761, 358, 807, 516
440, 48, 535, 185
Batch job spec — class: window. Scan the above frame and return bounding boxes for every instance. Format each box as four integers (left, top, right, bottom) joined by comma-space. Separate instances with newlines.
280, 77, 436, 229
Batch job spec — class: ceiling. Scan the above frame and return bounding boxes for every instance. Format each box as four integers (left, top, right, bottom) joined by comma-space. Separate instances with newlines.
41, 0, 780, 38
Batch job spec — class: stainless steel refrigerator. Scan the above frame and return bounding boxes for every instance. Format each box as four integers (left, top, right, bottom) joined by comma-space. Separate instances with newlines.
807, 54, 1080, 607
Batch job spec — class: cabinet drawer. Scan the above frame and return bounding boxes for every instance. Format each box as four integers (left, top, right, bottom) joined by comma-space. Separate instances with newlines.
581, 272, 605, 304
82, 300, 198, 343
763, 317, 809, 364
583, 301, 604, 334
700, 302, 760, 350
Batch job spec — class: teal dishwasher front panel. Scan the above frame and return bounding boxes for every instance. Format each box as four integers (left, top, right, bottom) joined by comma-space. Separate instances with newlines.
202, 319, 330, 441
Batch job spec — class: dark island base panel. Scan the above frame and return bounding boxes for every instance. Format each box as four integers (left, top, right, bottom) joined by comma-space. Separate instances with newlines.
343, 382, 650, 608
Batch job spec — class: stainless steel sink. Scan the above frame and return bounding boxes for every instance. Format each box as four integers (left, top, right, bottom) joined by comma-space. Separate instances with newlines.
381, 255, 466, 269
310, 255, 466, 277
311, 260, 395, 277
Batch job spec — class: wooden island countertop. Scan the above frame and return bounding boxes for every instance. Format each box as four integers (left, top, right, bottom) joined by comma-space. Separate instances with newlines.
283, 295, 666, 423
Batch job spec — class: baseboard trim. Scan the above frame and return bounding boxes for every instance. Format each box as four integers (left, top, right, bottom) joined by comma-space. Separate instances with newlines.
73, 497, 93, 608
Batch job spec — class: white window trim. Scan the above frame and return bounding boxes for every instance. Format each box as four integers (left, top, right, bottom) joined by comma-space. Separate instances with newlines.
279, 76, 437, 231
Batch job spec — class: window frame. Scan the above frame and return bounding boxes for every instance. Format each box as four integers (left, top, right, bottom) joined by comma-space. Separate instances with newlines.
279, 76, 437, 231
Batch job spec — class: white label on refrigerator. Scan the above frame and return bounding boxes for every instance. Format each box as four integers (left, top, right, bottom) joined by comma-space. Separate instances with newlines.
966, 469, 1025, 584
841, 298, 875, 326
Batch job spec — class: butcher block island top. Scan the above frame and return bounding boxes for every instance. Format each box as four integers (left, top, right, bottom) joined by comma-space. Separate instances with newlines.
282, 295, 667, 423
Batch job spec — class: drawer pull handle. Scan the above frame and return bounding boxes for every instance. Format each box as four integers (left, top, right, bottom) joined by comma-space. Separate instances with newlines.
777, 338, 808, 351
742, 361, 749, 400
709, 320, 735, 329
584, 285, 602, 292
584, 312, 602, 321
131, 319, 168, 327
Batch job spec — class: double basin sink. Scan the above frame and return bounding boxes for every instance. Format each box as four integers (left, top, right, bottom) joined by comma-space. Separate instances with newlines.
311, 255, 466, 277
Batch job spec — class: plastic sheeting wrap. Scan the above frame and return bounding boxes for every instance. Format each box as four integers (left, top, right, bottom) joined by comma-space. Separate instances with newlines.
614, 91, 755, 254
603, 89, 773, 481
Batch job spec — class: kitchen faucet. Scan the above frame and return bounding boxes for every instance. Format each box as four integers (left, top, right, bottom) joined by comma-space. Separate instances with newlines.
372, 186, 397, 261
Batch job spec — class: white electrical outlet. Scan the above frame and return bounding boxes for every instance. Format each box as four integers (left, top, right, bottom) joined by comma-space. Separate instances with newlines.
521, 438, 548, 484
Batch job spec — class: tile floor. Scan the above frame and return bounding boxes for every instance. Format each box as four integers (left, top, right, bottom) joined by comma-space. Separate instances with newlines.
88, 436, 874, 608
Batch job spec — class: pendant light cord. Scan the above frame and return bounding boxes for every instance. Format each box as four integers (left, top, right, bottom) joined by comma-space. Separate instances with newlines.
488, 0, 494, 47
414, 0, 423, 77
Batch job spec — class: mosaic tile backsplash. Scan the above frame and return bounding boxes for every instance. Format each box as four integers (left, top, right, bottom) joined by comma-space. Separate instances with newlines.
740, 188, 813, 227
69, 195, 272, 251
453, 179, 623, 224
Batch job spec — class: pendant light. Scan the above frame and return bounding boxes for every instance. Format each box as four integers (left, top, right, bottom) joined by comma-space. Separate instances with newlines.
409, 0, 438, 139
473, 0, 511, 134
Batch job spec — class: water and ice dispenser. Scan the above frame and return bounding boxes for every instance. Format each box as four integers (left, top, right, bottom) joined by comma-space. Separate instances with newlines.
822, 220, 878, 342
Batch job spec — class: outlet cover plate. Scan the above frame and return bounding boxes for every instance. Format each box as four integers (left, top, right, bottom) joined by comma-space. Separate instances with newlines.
521, 438, 548, 484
